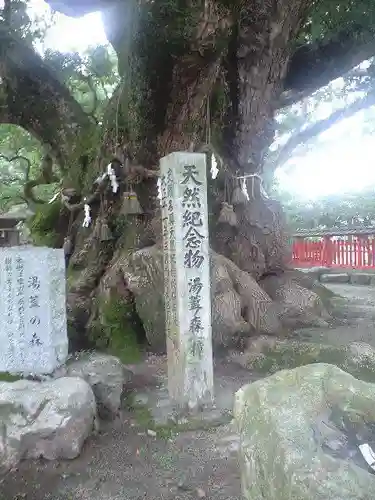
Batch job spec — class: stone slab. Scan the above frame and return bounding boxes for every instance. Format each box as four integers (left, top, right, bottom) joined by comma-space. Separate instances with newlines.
0, 247, 68, 375
320, 273, 350, 283
350, 273, 372, 286
160, 152, 213, 411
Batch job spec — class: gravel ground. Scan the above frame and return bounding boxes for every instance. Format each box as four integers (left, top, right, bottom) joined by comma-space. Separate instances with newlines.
2, 283, 375, 500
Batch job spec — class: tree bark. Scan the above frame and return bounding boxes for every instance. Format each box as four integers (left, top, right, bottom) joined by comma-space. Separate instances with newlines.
209, 0, 312, 279
0, 24, 94, 166
3, 1, 334, 351
230, 0, 313, 173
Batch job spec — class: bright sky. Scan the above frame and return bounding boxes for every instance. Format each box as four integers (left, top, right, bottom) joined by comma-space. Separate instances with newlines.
24, 0, 375, 201
28, 0, 107, 52
275, 109, 375, 200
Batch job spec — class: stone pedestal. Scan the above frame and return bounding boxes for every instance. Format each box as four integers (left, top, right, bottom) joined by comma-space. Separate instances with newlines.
160, 152, 213, 411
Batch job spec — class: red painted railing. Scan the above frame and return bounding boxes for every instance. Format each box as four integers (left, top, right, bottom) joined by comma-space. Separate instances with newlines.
292, 237, 375, 269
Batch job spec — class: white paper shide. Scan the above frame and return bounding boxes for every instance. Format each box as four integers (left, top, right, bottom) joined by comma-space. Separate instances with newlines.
0, 247, 68, 375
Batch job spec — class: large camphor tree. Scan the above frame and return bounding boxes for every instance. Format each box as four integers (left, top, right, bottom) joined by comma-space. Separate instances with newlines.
2, 0, 375, 355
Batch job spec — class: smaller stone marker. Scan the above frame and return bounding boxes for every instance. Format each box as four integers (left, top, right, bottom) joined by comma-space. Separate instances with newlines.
0, 247, 68, 375
160, 152, 214, 411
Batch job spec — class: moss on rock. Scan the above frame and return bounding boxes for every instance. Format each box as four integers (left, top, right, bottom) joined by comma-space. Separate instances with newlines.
237, 338, 375, 384
28, 200, 62, 247
89, 295, 142, 364
0, 372, 22, 382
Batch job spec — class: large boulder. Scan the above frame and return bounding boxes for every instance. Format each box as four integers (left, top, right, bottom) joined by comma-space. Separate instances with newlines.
232, 338, 375, 383
54, 352, 132, 418
98, 245, 282, 352
0, 377, 96, 472
282, 268, 336, 306
234, 364, 375, 500
260, 273, 330, 328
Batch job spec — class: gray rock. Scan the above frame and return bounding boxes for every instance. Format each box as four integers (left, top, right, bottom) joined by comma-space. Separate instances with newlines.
232, 338, 375, 383
234, 364, 375, 500
350, 273, 372, 286
260, 274, 330, 328
320, 273, 350, 283
348, 341, 375, 367
0, 377, 96, 472
303, 266, 333, 281
55, 353, 132, 418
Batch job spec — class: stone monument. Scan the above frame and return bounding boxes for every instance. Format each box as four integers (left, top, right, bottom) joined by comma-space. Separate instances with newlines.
0, 247, 68, 375
160, 152, 214, 411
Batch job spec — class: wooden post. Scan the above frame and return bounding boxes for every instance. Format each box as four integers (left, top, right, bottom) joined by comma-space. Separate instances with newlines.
160, 152, 214, 412
357, 235, 368, 268
293, 236, 303, 264
322, 236, 333, 267
8, 230, 20, 246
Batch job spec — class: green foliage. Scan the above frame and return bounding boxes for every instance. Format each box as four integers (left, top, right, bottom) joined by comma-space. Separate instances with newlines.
113, 214, 129, 241
274, 188, 375, 231
27, 200, 61, 247
43, 45, 120, 120
89, 296, 142, 364
0, 372, 22, 382
0, 39, 118, 210
298, 0, 375, 45
0, 125, 45, 212
1, 0, 55, 45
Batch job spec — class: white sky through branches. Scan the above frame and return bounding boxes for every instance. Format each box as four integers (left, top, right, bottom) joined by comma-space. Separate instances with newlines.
26, 0, 375, 200
275, 110, 375, 200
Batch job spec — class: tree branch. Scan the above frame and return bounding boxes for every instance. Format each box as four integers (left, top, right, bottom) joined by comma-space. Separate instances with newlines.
23, 154, 59, 207
1, 195, 27, 203
281, 30, 375, 107
84, 74, 99, 120
274, 90, 375, 167
75, 72, 99, 123
45, 0, 108, 17
0, 153, 31, 172
46, 1, 375, 109
2, 0, 11, 24
0, 23, 94, 166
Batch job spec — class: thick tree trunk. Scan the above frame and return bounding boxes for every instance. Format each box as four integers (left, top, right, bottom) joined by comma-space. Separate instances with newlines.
1, 0, 332, 354
75, 0, 329, 354
211, 0, 313, 279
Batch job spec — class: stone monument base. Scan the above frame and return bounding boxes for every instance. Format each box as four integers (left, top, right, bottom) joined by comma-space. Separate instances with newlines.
128, 379, 232, 432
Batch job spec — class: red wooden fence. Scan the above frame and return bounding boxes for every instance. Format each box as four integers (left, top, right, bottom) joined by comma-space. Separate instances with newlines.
292, 237, 375, 269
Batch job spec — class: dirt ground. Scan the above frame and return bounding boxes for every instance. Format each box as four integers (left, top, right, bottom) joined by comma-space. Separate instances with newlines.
295, 283, 375, 347
1, 283, 375, 500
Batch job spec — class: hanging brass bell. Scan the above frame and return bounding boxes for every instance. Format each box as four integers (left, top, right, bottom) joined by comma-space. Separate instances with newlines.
121, 190, 144, 215
218, 202, 237, 227
99, 220, 113, 241
231, 186, 248, 205
63, 236, 73, 255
